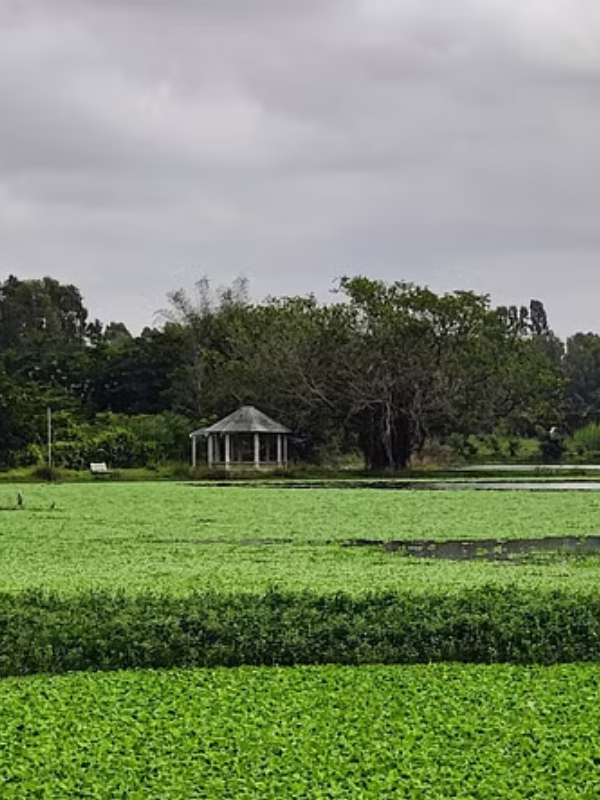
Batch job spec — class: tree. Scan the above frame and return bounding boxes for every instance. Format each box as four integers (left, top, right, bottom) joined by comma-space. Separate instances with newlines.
0, 369, 41, 467
564, 333, 600, 428
87, 326, 188, 416
158, 277, 251, 420
0, 275, 89, 350
206, 295, 349, 456
336, 278, 561, 469
0, 275, 94, 420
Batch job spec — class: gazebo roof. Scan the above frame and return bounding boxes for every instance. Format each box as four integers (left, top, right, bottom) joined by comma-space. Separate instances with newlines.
190, 405, 290, 437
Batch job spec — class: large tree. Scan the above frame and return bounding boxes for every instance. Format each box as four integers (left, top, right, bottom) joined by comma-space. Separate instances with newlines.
0, 369, 41, 467
563, 333, 600, 428
0, 275, 95, 417
0, 275, 89, 350
334, 277, 545, 468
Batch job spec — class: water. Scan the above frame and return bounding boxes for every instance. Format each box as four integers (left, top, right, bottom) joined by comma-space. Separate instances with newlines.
345, 536, 600, 561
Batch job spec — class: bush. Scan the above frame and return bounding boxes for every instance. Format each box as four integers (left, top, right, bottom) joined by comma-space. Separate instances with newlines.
446, 434, 478, 460
1, 587, 600, 676
29, 465, 63, 482
571, 423, 600, 459
506, 438, 521, 458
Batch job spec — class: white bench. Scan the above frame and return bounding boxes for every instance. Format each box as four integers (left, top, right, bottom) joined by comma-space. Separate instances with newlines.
90, 462, 112, 477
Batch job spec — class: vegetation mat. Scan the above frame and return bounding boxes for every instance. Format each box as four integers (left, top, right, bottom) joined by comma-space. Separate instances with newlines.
3, 483, 600, 594
1, 664, 599, 798
2, 587, 600, 675
2, 483, 600, 675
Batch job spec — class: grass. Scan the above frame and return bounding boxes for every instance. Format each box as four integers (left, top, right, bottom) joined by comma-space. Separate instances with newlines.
2, 481, 600, 594
1, 663, 599, 798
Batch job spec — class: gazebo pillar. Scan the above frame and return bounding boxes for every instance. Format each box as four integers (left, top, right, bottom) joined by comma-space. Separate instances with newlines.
254, 433, 261, 468
283, 435, 288, 466
207, 435, 214, 468
276, 434, 283, 466
224, 434, 231, 468
191, 435, 197, 468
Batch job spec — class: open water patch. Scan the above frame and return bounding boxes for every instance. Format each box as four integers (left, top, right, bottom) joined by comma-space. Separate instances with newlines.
422, 482, 600, 491
189, 480, 600, 492
189, 481, 413, 490
344, 535, 600, 562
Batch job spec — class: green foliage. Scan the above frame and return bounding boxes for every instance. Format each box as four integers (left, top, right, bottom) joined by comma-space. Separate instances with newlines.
29, 465, 62, 482
113, 411, 192, 463
507, 437, 522, 458
5, 475, 600, 595
564, 333, 600, 428
88, 325, 186, 415
0, 587, 600, 676
0, 274, 89, 350
1, 664, 599, 798
1, 586, 600, 675
3, 482, 600, 598
43, 412, 192, 469
2, 481, 600, 795
570, 423, 600, 458
446, 433, 479, 460
0, 272, 572, 470
0, 370, 42, 467
420, 434, 533, 465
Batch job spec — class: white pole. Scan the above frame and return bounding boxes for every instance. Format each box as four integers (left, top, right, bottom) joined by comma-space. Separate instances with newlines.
225, 434, 231, 469
208, 436, 214, 468
276, 434, 282, 466
191, 435, 197, 468
254, 433, 260, 468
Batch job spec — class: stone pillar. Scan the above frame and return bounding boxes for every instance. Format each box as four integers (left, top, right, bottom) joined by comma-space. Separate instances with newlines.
254, 433, 261, 468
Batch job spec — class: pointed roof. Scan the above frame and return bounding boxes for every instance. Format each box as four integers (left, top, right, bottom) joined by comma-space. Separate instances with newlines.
190, 406, 290, 436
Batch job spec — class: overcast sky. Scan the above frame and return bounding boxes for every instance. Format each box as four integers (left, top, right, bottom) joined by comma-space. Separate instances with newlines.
1, 0, 600, 336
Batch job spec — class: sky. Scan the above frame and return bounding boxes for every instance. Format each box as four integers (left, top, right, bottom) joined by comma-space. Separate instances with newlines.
1, 0, 600, 337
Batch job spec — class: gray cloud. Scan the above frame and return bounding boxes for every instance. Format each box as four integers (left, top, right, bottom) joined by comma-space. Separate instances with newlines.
1, 0, 600, 335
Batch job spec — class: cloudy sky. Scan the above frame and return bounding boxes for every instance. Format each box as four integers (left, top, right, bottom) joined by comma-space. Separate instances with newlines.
1, 0, 600, 336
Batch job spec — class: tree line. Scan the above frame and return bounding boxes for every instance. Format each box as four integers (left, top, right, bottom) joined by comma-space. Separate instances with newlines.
1, 272, 598, 470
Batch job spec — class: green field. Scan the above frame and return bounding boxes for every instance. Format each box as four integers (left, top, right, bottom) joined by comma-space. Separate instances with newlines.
1, 663, 598, 799
4, 480, 600, 797
2, 481, 600, 594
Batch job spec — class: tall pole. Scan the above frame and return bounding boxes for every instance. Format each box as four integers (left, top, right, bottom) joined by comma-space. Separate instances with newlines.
47, 407, 52, 472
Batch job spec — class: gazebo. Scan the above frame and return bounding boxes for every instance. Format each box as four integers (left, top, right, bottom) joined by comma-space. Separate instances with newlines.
189, 406, 291, 470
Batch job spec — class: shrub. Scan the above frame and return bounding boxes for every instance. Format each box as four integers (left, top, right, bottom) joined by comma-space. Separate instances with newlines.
1, 587, 600, 676
446, 434, 478, 460
29, 465, 63, 482
571, 423, 600, 458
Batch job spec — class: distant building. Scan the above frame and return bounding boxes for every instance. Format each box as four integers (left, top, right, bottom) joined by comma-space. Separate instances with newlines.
189, 405, 290, 469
